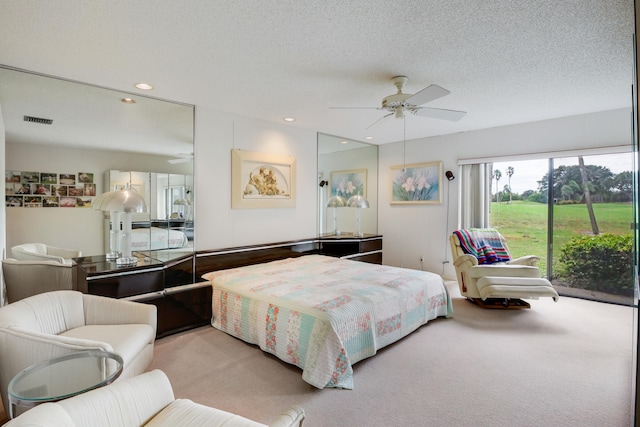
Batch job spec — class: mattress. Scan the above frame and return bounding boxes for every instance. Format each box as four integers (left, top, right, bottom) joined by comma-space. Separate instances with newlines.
202, 254, 453, 389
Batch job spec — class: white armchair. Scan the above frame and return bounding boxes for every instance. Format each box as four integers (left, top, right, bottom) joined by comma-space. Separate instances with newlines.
4, 369, 305, 427
450, 229, 559, 308
0, 290, 156, 414
2, 258, 76, 303
11, 243, 81, 265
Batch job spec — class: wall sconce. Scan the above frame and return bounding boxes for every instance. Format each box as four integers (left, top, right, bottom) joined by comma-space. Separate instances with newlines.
93, 188, 147, 267
347, 194, 369, 238
326, 195, 346, 236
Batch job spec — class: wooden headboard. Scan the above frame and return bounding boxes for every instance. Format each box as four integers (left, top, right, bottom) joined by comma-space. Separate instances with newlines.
194, 239, 319, 279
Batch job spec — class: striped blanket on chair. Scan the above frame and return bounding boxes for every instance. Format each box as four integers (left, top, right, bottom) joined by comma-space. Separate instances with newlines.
453, 228, 511, 264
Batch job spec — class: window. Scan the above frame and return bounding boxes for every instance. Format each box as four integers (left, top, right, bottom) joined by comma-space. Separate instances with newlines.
462, 149, 635, 305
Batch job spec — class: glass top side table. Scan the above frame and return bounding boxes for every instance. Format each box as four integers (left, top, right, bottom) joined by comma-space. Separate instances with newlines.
8, 349, 124, 419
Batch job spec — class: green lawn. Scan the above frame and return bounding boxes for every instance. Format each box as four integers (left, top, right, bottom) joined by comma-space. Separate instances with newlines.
490, 201, 634, 274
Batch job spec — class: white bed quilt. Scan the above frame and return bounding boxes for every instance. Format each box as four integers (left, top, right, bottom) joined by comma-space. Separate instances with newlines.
203, 255, 453, 389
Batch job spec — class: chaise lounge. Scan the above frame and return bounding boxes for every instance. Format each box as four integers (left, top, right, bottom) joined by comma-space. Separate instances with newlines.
450, 228, 559, 308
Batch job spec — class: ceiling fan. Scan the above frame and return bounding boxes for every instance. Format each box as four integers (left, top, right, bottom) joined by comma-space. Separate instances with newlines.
167, 152, 193, 164
331, 76, 466, 129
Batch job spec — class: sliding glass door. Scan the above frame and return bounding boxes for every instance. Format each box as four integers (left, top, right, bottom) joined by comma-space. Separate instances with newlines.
490, 150, 634, 305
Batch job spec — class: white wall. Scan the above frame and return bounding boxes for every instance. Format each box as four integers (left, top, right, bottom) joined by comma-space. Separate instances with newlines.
378, 108, 633, 278
5, 143, 190, 256
193, 107, 317, 250
4, 105, 630, 279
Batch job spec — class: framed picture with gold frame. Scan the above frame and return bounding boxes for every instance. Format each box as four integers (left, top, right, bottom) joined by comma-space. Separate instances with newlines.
390, 161, 442, 205
231, 149, 296, 209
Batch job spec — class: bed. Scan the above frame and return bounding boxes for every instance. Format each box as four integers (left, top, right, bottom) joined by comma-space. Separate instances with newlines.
202, 254, 453, 389
130, 227, 189, 250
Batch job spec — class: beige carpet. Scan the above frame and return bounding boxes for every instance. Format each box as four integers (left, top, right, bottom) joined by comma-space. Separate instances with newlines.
148, 283, 635, 426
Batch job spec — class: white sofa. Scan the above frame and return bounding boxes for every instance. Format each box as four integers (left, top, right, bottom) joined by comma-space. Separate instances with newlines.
10, 243, 81, 265
0, 291, 156, 415
4, 369, 306, 427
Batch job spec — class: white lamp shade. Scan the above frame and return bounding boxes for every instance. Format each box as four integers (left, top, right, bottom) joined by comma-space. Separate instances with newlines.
173, 198, 191, 206
93, 189, 147, 213
327, 195, 346, 208
347, 194, 369, 208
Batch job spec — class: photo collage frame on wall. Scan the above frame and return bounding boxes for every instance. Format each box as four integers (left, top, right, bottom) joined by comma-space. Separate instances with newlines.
5, 171, 96, 208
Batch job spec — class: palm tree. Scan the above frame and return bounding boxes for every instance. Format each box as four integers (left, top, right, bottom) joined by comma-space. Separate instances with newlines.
493, 169, 502, 203
506, 166, 514, 204
578, 156, 599, 235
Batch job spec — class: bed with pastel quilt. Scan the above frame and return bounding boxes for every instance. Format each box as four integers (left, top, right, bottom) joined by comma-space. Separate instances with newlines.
202, 254, 453, 389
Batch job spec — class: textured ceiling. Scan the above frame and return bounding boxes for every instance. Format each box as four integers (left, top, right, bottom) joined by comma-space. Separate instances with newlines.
0, 0, 635, 152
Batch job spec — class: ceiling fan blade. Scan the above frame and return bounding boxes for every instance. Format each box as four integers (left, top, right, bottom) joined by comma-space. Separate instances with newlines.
167, 158, 192, 164
405, 84, 450, 106
329, 106, 381, 110
366, 112, 394, 129
413, 107, 467, 121
167, 152, 193, 164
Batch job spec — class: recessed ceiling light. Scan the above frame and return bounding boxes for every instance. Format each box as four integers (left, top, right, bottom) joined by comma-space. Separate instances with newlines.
135, 83, 153, 90
340, 141, 349, 144
121, 98, 136, 104
283, 117, 296, 122
365, 136, 374, 140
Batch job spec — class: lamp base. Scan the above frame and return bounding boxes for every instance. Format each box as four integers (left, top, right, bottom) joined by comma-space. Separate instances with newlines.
105, 252, 121, 260
116, 256, 138, 267
353, 231, 364, 237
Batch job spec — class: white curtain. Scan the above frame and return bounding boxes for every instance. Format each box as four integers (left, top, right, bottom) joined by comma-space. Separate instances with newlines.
459, 163, 491, 229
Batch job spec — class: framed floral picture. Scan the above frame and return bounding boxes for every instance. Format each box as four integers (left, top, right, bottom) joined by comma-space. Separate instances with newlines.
329, 169, 367, 200
390, 161, 442, 204
231, 149, 296, 209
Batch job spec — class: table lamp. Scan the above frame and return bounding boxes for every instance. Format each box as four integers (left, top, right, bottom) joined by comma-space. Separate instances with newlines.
93, 188, 147, 266
347, 194, 369, 238
326, 195, 346, 235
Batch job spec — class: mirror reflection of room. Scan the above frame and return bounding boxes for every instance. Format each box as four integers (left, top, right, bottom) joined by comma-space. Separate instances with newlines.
0, 66, 195, 259
104, 171, 194, 254
317, 133, 378, 237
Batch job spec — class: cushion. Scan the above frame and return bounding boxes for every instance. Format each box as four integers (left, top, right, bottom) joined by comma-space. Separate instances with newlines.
61, 324, 155, 365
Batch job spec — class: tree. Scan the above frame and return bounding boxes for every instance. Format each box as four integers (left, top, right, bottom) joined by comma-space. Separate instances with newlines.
506, 166, 514, 204
538, 163, 615, 202
493, 169, 502, 203
578, 156, 599, 235
504, 184, 512, 201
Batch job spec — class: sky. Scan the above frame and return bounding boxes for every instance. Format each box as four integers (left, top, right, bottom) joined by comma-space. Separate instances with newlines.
492, 152, 634, 194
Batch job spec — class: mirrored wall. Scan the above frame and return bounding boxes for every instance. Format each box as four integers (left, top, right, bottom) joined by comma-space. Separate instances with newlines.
317, 133, 378, 236
0, 66, 195, 258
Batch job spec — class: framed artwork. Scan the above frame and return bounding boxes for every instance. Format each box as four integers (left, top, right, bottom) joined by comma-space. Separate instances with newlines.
390, 161, 442, 205
5, 170, 96, 208
231, 149, 296, 209
330, 169, 367, 200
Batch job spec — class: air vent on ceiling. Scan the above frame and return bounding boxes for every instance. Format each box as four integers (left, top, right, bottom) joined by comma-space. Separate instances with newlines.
23, 115, 53, 125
